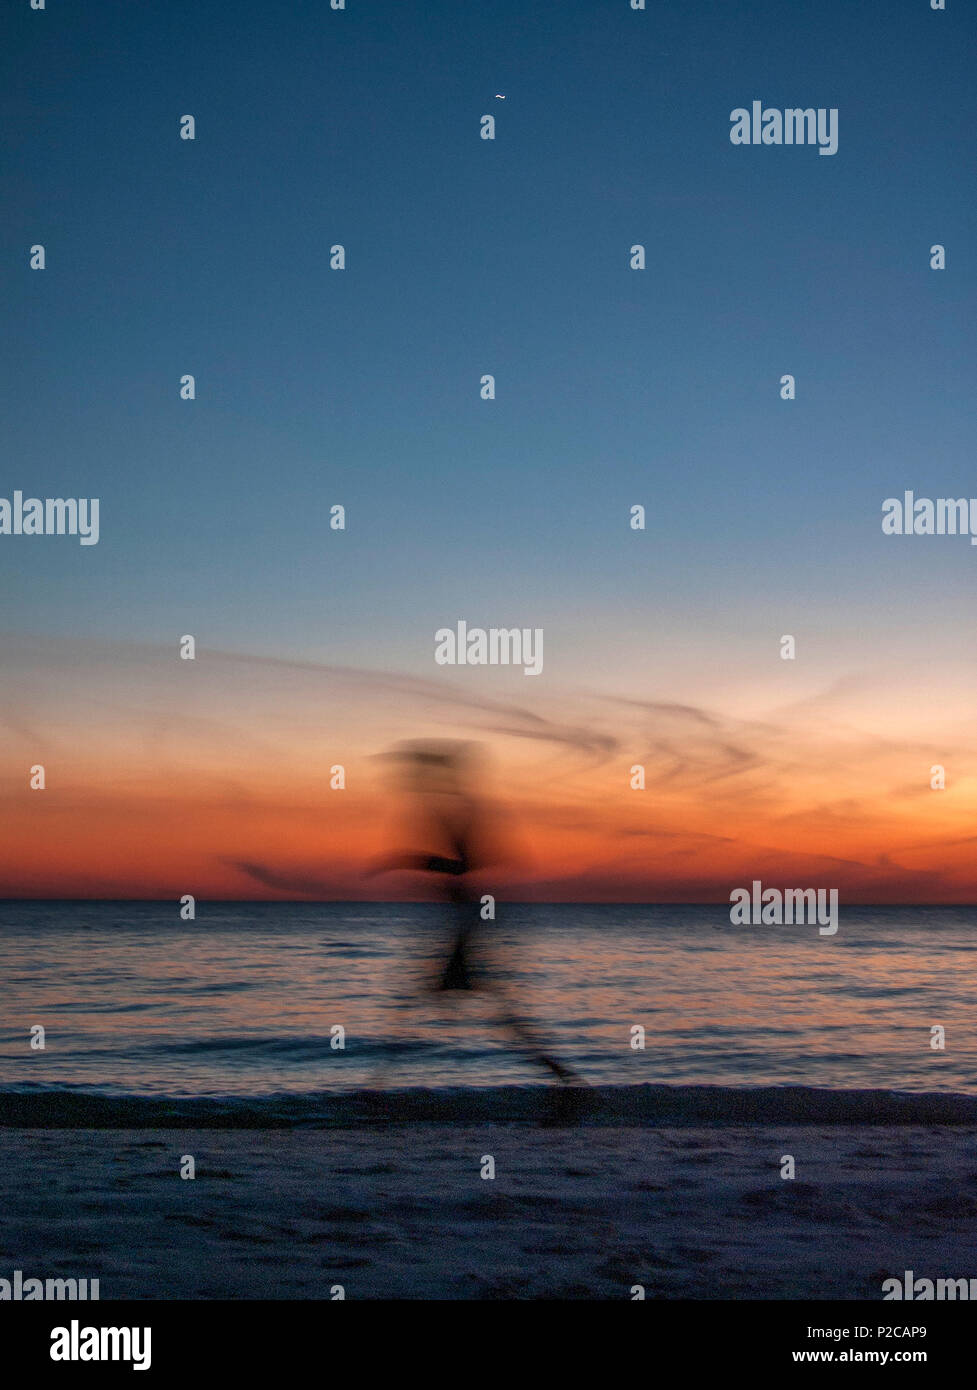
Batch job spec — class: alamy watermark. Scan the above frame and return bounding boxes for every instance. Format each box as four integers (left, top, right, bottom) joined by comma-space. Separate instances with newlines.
729, 102, 838, 156
435, 620, 543, 676
883, 1270, 977, 1300
1, 1269, 99, 1300
0, 491, 99, 545
882, 492, 977, 545
50, 1321, 151, 1372
729, 880, 838, 936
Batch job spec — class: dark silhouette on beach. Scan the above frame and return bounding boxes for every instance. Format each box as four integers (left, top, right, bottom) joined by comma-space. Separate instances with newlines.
368, 740, 582, 1104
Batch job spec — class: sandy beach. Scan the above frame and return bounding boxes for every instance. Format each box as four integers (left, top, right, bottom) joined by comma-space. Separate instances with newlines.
3, 1122, 976, 1300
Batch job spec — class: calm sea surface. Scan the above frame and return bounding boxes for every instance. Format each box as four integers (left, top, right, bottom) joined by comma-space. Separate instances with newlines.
1, 902, 975, 1098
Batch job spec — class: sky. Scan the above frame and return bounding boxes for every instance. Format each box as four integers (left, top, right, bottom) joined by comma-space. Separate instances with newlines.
2, 0, 976, 900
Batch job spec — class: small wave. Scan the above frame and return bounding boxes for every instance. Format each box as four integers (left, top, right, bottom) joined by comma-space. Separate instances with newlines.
2, 1083, 977, 1129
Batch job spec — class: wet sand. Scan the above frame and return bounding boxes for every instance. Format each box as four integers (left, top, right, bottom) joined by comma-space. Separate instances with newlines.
2, 1124, 975, 1299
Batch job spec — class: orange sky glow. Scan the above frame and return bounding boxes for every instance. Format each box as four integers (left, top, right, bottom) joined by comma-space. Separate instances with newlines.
2, 635, 975, 902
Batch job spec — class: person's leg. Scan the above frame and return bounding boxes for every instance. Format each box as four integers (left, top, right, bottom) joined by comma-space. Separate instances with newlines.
436, 897, 478, 991
488, 982, 581, 1084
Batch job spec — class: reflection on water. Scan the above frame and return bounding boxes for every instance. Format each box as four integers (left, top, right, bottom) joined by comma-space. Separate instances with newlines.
0, 902, 974, 1095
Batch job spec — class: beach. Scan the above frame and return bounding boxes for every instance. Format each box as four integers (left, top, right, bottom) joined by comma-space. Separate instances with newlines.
3, 904, 976, 1300
4, 1117, 976, 1300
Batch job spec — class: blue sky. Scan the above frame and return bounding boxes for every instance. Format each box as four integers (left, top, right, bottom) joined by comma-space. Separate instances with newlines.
2, 0, 975, 686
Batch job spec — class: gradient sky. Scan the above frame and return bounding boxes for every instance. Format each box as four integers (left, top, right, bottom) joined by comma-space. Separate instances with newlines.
2, 0, 976, 900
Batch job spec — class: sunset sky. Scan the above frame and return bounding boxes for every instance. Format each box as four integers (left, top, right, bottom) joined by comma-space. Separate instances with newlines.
3, 0, 976, 901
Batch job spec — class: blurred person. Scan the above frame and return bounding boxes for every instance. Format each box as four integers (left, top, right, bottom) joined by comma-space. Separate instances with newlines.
368, 740, 582, 1094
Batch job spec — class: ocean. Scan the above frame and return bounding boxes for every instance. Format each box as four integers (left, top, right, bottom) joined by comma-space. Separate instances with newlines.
1, 901, 975, 1124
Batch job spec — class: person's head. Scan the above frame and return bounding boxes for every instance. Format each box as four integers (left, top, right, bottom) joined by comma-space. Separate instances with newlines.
387, 740, 482, 796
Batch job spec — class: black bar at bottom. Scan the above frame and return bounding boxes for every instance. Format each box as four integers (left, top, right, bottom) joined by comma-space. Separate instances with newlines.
1, 1299, 964, 1375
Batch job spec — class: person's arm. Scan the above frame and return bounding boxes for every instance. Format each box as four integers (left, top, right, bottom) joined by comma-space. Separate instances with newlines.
363, 851, 463, 878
